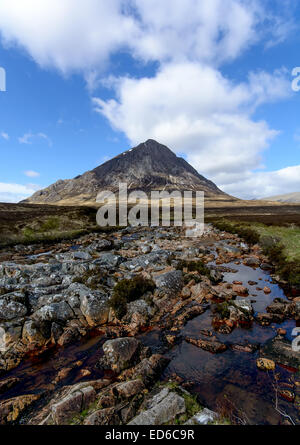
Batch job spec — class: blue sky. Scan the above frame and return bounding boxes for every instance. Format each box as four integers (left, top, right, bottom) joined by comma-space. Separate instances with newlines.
0, 0, 300, 201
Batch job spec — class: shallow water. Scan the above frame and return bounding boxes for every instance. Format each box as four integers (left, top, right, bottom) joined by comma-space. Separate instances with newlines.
0, 245, 299, 425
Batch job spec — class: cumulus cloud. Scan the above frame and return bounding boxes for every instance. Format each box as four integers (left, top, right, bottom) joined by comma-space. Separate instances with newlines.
18, 132, 52, 146
0, 0, 294, 74
0, 0, 296, 199
222, 165, 300, 199
93, 62, 291, 197
24, 170, 40, 178
0, 182, 40, 203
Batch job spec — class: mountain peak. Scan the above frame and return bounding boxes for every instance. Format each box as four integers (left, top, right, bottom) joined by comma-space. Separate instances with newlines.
24, 140, 230, 205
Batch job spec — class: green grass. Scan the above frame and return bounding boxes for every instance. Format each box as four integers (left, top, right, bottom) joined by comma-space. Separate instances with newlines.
248, 223, 300, 262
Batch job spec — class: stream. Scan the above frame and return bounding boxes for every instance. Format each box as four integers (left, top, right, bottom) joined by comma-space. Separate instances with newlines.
0, 242, 299, 425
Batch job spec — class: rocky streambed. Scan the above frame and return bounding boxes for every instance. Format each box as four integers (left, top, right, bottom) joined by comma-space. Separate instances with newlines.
0, 225, 299, 425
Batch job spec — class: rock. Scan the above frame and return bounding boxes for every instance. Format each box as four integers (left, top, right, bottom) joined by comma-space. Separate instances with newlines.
0, 394, 40, 424
126, 299, 154, 320
84, 407, 120, 425
125, 251, 170, 270
120, 354, 170, 387
57, 326, 80, 346
95, 253, 123, 268
51, 386, 96, 424
185, 337, 227, 354
22, 320, 47, 346
232, 284, 249, 296
33, 302, 73, 323
73, 251, 92, 261
128, 389, 185, 425
102, 338, 141, 373
181, 287, 191, 299
185, 408, 219, 425
0, 297, 27, 321
243, 257, 260, 267
233, 299, 253, 313
113, 379, 145, 399
277, 328, 286, 336
263, 287, 271, 294
154, 270, 183, 296
260, 338, 300, 369
141, 245, 151, 254
256, 358, 276, 371
256, 313, 285, 326
80, 292, 110, 327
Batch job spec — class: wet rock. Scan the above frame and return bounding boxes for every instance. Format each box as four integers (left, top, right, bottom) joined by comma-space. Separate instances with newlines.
232, 284, 249, 296
256, 312, 285, 326
256, 358, 275, 371
260, 337, 300, 369
128, 389, 185, 425
57, 326, 80, 346
185, 408, 219, 425
101, 338, 141, 373
22, 320, 47, 346
0, 394, 40, 424
120, 354, 170, 387
243, 257, 260, 267
185, 337, 227, 354
263, 287, 271, 294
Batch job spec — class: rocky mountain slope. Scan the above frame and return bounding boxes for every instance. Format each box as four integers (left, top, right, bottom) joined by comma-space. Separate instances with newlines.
23, 139, 230, 205
265, 192, 300, 204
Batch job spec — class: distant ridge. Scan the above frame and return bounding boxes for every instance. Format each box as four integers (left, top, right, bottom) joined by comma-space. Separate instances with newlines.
264, 192, 300, 204
23, 139, 232, 205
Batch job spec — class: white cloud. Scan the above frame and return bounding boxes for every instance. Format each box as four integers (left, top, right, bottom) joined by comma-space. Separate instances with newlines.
18, 132, 52, 146
1, 131, 9, 140
0, 0, 294, 74
93, 62, 290, 198
0, 0, 296, 199
0, 182, 40, 203
222, 165, 300, 199
24, 170, 40, 178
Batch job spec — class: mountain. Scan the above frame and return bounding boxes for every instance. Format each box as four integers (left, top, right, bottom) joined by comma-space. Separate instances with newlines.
23, 139, 230, 205
264, 192, 300, 204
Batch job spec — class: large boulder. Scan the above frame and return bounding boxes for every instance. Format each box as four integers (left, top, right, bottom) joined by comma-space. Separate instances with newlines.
101, 338, 141, 373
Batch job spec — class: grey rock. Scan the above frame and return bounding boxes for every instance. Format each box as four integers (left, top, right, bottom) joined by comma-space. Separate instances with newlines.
73, 251, 92, 261
0, 297, 27, 321
185, 408, 219, 425
128, 390, 185, 425
33, 302, 73, 323
102, 338, 140, 373
80, 292, 110, 327
154, 270, 183, 295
